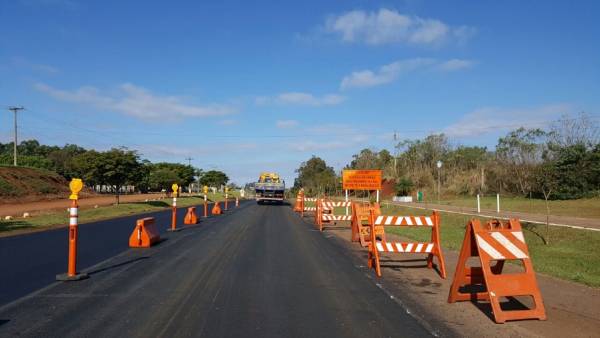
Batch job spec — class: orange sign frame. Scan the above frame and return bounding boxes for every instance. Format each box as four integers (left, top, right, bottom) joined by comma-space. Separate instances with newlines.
342, 170, 382, 190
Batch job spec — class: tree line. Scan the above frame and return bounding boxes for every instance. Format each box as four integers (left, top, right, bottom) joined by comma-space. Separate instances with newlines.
294, 113, 600, 200
0, 140, 230, 203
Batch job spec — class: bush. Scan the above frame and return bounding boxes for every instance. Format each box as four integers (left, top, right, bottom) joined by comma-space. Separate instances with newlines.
395, 178, 414, 196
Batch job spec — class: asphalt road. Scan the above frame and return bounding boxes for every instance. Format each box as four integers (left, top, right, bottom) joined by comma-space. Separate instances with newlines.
0, 202, 435, 337
0, 201, 231, 306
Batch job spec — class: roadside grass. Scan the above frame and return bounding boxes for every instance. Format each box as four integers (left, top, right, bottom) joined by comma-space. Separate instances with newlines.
379, 204, 600, 288
0, 193, 237, 235
431, 195, 600, 219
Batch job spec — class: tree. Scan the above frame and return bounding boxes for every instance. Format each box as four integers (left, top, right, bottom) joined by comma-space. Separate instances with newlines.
496, 128, 547, 195
199, 170, 229, 188
294, 156, 337, 196
534, 162, 559, 245
72, 148, 143, 204
395, 177, 414, 196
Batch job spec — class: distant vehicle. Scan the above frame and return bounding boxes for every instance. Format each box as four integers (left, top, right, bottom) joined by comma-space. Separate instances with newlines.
255, 172, 285, 204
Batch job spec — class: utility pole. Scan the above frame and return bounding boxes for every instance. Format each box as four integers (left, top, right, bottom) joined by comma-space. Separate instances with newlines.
8, 106, 25, 166
185, 157, 193, 166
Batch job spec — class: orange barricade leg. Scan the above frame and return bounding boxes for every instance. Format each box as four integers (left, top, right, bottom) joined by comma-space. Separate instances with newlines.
448, 219, 546, 323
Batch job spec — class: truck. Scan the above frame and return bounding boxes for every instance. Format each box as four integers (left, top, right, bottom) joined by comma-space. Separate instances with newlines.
255, 172, 285, 204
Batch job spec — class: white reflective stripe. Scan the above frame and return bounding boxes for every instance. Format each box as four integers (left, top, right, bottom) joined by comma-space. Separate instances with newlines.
69, 217, 77, 226
385, 243, 394, 251
395, 243, 404, 252
415, 243, 424, 252
405, 217, 413, 225
395, 216, 403, 225
476, 235, 505, 260
512, 231, 525, 243
375, 216, 384, 225
425, 217, 433, 226
491, 232, 528, 259
385, 217, 393, 225
376, 242, 384, 252
415, 217, 423, 226
405, 243, 414, 252
70, 208, 78, 216
425, 243, 434, 253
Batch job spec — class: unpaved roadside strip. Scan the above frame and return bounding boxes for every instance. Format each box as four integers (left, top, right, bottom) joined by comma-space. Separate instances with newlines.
382, 201, 600, 232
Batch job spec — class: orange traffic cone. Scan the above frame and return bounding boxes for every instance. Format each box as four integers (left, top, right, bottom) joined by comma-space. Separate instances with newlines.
212, 201, 222, 215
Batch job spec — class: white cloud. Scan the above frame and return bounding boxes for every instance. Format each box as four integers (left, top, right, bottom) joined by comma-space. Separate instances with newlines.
437, 59, 474, 72
325, 8, 475, 46
289, 133, 370, 152
139, 143, 258, 158
256, 92, 345, 106
217, 119, 238, 126
276, 120, 299, 128
341, 58, 472, 89
12, 57, 59, 74
34, 82, 234, 121
444, 104, 573, 137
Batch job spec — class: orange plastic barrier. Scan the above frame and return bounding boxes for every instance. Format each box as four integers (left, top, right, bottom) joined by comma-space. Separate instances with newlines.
212, 201, 222, 215
367, 210, 446, 278
448, 219, 546, 323
184, 207, 198, 225
351, 202, 383, 247
129, 217, 160, 248
315, 199, 353, 231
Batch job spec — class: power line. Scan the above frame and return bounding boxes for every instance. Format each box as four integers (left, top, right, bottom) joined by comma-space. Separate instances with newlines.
7, 106, 25, 166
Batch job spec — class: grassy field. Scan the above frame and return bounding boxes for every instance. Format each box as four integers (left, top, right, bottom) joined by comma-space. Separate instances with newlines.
377, 204, 600, 288
431, 195, 600, 219
0, 193, 238, 235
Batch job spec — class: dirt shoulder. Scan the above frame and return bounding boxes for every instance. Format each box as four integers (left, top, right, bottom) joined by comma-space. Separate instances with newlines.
313, 220, 600, 338
0, 193, 167, 217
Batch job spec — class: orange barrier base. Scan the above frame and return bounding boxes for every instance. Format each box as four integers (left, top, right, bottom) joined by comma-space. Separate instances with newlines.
184, 207, 198, 225
129, 217, 160, 248
212, 201, 222, 215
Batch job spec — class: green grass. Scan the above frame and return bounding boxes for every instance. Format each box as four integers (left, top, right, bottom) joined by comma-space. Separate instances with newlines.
379, 203, 600, 288
0, 193, 238, 234
429, 195, 600, 219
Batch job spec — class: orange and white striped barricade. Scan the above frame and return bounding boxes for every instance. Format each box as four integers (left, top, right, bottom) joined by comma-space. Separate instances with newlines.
448, 219, 546, 323
367, 210, 446, 278
316, 199, 353, 231
351, 202, 384, 247
302, 197, 318, 218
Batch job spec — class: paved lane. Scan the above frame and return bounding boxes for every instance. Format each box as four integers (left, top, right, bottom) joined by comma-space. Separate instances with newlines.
0, 203, 435, 337
0, 201, 238, 306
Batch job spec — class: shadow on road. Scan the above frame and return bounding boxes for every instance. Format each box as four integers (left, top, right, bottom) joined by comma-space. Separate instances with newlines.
87, 256, 149, 276
0, 320, 9, 327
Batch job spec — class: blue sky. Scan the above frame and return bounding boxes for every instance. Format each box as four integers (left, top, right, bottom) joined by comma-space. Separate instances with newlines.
1, 0, 599, 185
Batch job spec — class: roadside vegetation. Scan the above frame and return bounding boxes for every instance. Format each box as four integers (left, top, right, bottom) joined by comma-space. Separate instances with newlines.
0, 192, 239, 236
294, 113, 600, 244
0, 141, 237, 204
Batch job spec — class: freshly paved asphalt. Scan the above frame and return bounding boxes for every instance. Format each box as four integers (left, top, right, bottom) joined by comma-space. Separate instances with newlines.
0, 202, 436, 337
0, 201, 227, 306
